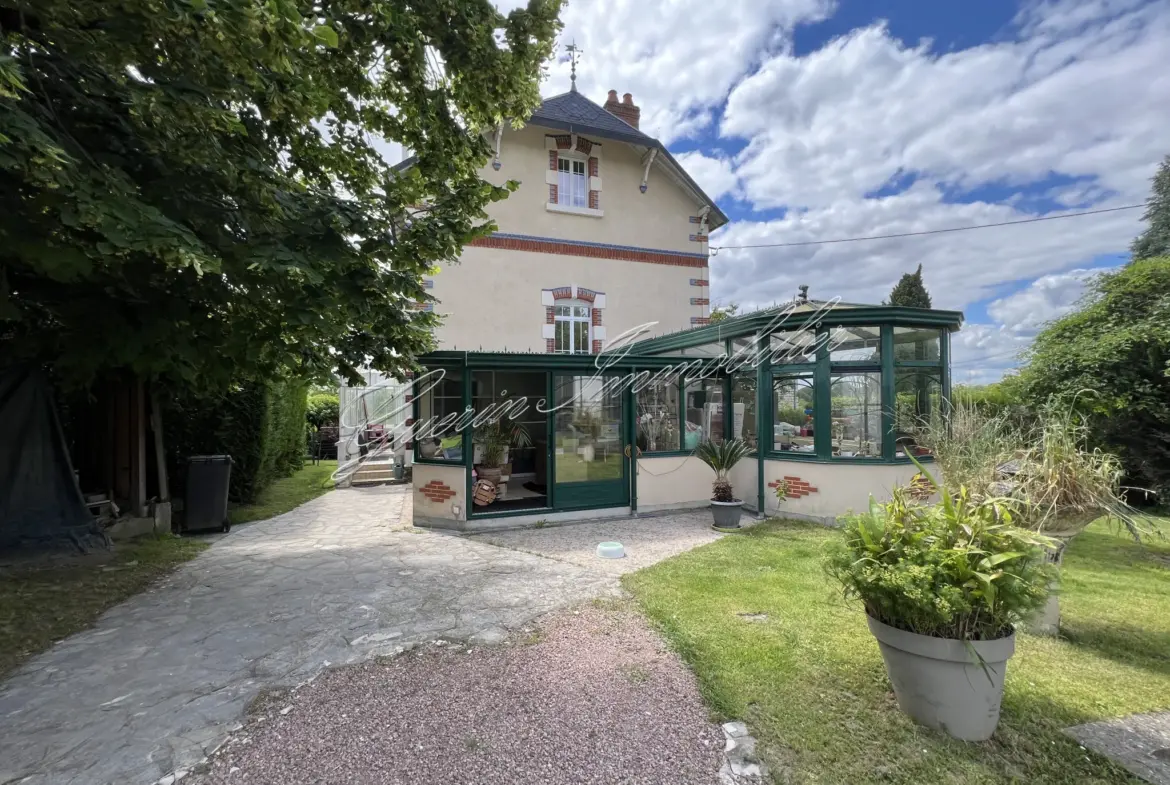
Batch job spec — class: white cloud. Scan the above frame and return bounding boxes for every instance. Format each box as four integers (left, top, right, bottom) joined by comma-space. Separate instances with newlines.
950, 324, 1033, 386
722, 2, 1170, 208
531, 0, 836, 144
986, 267, 1107, 334
673, 151, 739, 202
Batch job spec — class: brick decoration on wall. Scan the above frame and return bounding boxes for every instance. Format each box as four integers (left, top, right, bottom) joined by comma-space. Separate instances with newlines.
470, 234, 708, 268
689, 216, 704, 224
691, 297, 710, 306
420, 479, 457, 503
690, 278, 709, 287
588, 156, 600, 210
576, 137, 593, 155
769, 476, 819, 499
544, 286, 605, 354
548, 184, 558, 204
411, 302, 433, 312
576, 287, 598, 303
691, 316, 710, 325
551, 286, 573, 300
554, 135, 572, 149
689, 234, 708, 243
546, 306, 555, 324
422, 279, 434, 289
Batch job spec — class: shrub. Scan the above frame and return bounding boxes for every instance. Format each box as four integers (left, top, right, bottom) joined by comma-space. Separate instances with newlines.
306, 392, 340, 430
826, 476, 1055, 641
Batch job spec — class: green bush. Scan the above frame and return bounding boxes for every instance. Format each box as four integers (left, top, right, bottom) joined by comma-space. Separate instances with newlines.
164, 377, 308, 503
306, 392, 339, 430
826, 476, 1055, 641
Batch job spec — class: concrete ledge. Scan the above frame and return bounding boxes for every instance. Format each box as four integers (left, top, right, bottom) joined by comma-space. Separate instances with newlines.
415, 506, 633, 535
106, 516, 159, 541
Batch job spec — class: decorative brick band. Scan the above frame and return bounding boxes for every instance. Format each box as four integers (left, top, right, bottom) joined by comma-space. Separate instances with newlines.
691, 297, 710, 306
411, 302, 433, 312
420, 479, 457, 503
554, 135, 572, 149
576, 287, 599, 303
546, 306, 555, 324
770, 477, 819, 499
422, 279, 434, 289
691, 316, 710, 325
576, 137, 593, 155
469, 233, 708, 268
690, 278, 709, 287
689, 216, 704, 224
689, 234, 708, 243
551, 286, 573, 300
548, 184, 558, 204
592, 339, 603, 354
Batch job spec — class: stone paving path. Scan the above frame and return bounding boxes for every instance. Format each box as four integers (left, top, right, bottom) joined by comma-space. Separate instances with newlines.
0, 486, 615, 785
1067, 711, 1170, 785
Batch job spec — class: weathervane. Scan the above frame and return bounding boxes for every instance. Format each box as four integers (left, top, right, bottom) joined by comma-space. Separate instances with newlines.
566, 41, 582, 92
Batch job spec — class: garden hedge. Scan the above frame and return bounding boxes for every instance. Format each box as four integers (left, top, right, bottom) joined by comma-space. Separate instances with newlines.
164, 377, 308, 503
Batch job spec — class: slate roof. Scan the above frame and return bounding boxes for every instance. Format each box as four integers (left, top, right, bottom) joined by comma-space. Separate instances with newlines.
529, 90, 656, 146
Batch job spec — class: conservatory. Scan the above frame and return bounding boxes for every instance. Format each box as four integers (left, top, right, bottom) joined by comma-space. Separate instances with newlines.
410, 300, 962, 530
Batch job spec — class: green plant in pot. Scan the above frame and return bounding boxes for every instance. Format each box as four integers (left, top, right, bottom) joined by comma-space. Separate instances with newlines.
695, 439, 750, 529
826, 464, 1056, 742
474, 417, 532, 486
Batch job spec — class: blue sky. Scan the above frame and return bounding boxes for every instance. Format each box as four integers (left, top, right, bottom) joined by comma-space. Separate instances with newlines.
499, 0, 1169, 382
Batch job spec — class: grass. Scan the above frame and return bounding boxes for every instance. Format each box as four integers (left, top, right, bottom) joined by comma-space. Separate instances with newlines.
0, 534, 209, 680
229, 459, 337, 525
623, 518, 1170, 784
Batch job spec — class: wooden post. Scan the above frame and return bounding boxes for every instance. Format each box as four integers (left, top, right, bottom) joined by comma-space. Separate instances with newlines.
150, 390, 169, 502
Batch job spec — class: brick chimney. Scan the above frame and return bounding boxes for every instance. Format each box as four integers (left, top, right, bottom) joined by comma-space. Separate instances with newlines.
604, 90, 641, 129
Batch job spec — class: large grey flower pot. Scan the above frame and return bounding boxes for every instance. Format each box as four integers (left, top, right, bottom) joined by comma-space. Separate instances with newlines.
866, 615, 1015, 742
711, 500, 744, 529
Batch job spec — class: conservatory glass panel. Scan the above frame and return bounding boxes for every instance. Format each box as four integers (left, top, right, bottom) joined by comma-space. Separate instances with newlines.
772, 372, 816, 453
893, 369, 942, 458
684, 379, 724, 447
828, 326, 881, 363
636, 375, 681, 452
830, 372, 883, 458
893, 327, 942, 363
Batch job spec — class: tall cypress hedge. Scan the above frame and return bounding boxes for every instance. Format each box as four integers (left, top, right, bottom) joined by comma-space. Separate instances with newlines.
164, 378, 308, 503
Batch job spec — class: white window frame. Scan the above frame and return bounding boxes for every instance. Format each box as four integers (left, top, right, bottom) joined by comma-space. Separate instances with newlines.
556, 154, 588, 209
553, 299, 592, 355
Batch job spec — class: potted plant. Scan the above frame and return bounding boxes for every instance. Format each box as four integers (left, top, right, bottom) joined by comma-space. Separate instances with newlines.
826, 466, 1055, 741
474, 418, 532, 486
695, 439, 751, 529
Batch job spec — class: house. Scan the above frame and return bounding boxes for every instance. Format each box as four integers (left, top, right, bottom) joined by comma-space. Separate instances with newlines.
401, 85, 964, 529
426, 86, 728, 353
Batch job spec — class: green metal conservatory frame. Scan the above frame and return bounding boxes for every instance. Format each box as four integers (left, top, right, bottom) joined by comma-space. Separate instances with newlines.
412, 301, 963, 522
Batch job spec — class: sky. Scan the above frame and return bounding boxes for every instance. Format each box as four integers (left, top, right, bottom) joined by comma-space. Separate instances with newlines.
491, 0, 1169, 384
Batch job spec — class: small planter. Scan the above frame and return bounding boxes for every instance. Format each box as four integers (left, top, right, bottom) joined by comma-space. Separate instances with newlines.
478, 466, 503, 486
711, 499, 744, 529
867, 615, 1015, 741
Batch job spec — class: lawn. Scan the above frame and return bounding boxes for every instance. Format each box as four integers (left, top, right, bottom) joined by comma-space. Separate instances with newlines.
623, 519, 1170, 784
228, 459, 337, 525
0, 534, 208, 680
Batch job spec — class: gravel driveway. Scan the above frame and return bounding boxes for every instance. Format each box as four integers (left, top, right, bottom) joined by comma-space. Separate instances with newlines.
192, 602, 725, 785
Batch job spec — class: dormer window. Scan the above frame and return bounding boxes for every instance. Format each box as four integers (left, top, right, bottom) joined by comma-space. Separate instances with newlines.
557, 156, 588, 209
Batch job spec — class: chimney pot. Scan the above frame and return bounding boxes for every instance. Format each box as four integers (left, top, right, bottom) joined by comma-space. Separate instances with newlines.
622, 93, 633, 105
607, 89, 618, 101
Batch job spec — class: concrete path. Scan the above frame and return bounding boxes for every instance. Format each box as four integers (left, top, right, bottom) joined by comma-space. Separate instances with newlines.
471, 511, 723, 575
0, 486, 615, 785
1067, 711, 1170, 784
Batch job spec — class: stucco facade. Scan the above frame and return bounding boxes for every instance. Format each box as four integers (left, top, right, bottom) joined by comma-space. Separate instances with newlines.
426, 93, 722, 354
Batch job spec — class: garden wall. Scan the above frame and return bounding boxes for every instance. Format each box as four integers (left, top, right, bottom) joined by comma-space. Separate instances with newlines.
764, 460, 923, 525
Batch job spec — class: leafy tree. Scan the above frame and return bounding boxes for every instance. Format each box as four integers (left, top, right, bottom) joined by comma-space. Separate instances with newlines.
709, 302, 739, 323
888, 264, 933, 309
1132, 155, 1170, 261
306, 392, 340, 430
1018, 257, 1170, 498
0, 0, 562, 392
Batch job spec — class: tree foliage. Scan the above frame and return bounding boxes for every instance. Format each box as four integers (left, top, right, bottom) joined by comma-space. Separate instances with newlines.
709, 302, 739, 323
887, 264, 933, 309
1132, 155, 1170, 261
1018, 257, 1170, 497
0, 0, 562, 392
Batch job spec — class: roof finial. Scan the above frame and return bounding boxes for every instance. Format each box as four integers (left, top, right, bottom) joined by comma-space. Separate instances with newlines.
566, 41, 582, 93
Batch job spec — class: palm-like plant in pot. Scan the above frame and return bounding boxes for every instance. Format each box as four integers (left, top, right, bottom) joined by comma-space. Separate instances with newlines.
474, 417, 532, 486
695, 439, 751, 529
826, 465, 1056, 741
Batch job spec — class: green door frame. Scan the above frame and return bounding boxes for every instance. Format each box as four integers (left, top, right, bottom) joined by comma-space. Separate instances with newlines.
549, 372, 632, 512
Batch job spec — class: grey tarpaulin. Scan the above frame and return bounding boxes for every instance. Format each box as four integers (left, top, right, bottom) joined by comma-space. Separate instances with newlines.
0, 367, 106, 551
